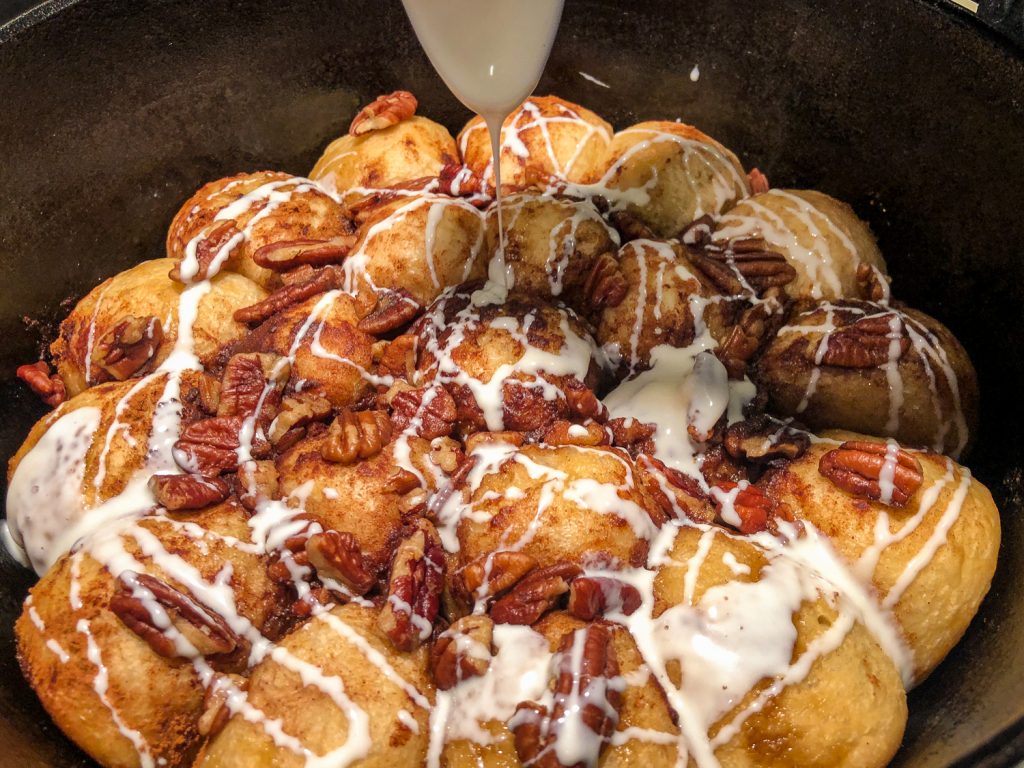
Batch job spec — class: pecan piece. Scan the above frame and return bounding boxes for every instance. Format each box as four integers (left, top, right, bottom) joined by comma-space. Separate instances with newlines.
236, 459, 279, 511
542, 419, 610, 447
268, 392, 332, 444
251, 235, 356, 272
712, 481, 776, 534
349, 90, 417, 136
173, 415, 271, 475
568, 576, 642, 620
723, 416, 809, 462
430, 615, 494, 690
857, 262, 891, 303
747, 168, 770, 195
819, 312, 910, 368
16, 361, 66, 407
217, 352, 289, 421
305, 530, 376, 594
607, 417, 657, 457
170, 221, 241, 283
321, 409, 392, 464
609, 210, 656, 242
490, 561, 581, 625
376, 333, 418, 381
149, 473, 231, 511
95, 315, 163, 381
388, 384, 457, 439
233, 265, 345, 325
460, 551, 538, 600
378, 520, 446, 651
818, 440, 923, 507
198, 673, 246, 738
583, 251, 627, 312
357, 288, 423, 335
110, 571, 241, 659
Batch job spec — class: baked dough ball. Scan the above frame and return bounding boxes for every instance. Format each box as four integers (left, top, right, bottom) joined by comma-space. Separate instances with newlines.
311, 116, 459, 201
760, 430, 1000, 683
344, 192, 487, 306
414, 287, 607, 435
651, 525, 907, 767
447, 442, 662, 569
276, 434, 456, 572
17, 503, 283, 768
714, 189, 888, 301
600, 121, 749, 238
235, 291, 374, 408
596, 239, 728, 379
484, 193, 619, 306
167, 171, 352, 289
756, 300, 978, 457
458, 96, 613, 190
196, 602, 434, 768
50, 258, 266, 396
6, 372, 213, 573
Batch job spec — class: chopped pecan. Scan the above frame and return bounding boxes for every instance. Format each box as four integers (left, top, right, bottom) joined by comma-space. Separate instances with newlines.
321, 409, 392, 464
819, 312, 909, 368
377, 334, 418, 381
818, 440, 923, 507
388, 384, 457, 439
357, 288, 423, 335
712, 481, 776, 534
95, 315, 163, 381
251, 235, 356, 272
217, 352, 289, 421
236, 459, 279, 511
717, 302, 774, 379
110, 571, 241, 659
305, 530, 376, 594
430, 615, 494, 690
182, 372, 222, 414
723, 416, 809, 462
173, 415, 271, 475
233, 265, 345, 325
378, 520, 445, 651
542, 419, 610, 447
748, 168, 770, 195
490, 561, 581, 625
16, 360, 66, 407
429, 436, 464, 474
568, 576, 642, 620
609, 210, 656, 242
679, 214, 715, 247
460, 551, 538, 600
170, 221, 241, 283
349, 90, 417, 135
269, 392, 332, 444
511, 623, 621, 767
149, 473, 231, 511
437, 162, 485, 200
607, 417, 657, 457
857, 263, 891, 303
198, 673, 246, 737
583, 251, 627, 312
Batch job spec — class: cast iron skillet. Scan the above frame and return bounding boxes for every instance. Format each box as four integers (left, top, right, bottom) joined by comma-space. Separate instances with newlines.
1, 0, 1022, 765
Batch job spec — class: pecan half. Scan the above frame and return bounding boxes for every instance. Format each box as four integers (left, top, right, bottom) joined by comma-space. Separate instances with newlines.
460, 551, 538, 600
170, 221, 241, 283
609, 210, 656, 242
268, 392, 332, 444
723, 416, 809, 462
234, 265, 345, 325
583, 251, 627, 312
251, 235, 356, 272
149, 473, 231, 511
819, 312, 909, 368
437, 162, 485, 200
568, 576, 642, 621
490, 561, 581, 625
349, 90, 417, 136
378, 520, 446, 651
110, 571, 241, 659
511, 623, 621, 768
321, 409, 392, 464
16, 361, 66, 407
712, 481, 776, 534
376, 334, 418, 381
388, 384, 457, 439
716, 302, 775, 379
430, 615, 494, 690
305, 530, 376, 595
818, 440, 923, 507
357, 288, 423, 335
173, 415, 271, 475
95, 315, 163, 381
690, 238, 795, 296
218, 352, 289, 421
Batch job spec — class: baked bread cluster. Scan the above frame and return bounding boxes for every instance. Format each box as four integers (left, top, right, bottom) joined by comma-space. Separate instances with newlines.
5, 90, 999, 768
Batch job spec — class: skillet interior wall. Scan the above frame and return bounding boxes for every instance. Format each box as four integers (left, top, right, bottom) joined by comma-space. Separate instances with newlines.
0, 0, 1021, 765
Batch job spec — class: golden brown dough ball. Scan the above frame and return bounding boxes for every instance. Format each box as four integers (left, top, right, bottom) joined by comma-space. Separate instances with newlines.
449, 441, 662, 570
714, 189, 888, 301
236, 291, 374, 408
50, 258, 266, 396
484, 193, 619, 306
167, 171, 352, 289
458, 96, 613, 190
345, 192, 487, 306
414, 287, 607, 435
311, 116, 459, 202
760, 430, 1000, 683
756, 300, 978, 457
17, 502, 284, 768
600, 121, 749, 237
196, 602, 434, 768
652, 525, 907, 767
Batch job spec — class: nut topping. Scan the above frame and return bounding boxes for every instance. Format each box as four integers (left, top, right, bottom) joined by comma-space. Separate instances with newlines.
217, 352, 290, 421
388, 384, 458, 440
609, 210, 656, 242
712, 481, 777, 534
305, 530, 376, 595
357, 288, 423, 335
234, 265, 345, 325
236, 459, 279, 511
349, 90, 418, 136
149, 473, 231, 511
460, 551, 538, 601
568, 576, 642, 621
268, 392, 332, 444
95, 315, 163, 381
818, 440, 924, 507
723, 416, 809, 462
16, 361, 66, 407
251, 235, 356, 272
173, 415, 271, 475
378, 520, 446, 651
542, 419, 610, 447
169, 221, 241, 283
198, 673, 246, 738
583, 251, 627, 313
490, 561, 581, 625
430, 615, 494, 690
819, 312, 910, 369
321, 409, 392, 464
747, 167, 770, 195
857, 262, 891, 303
